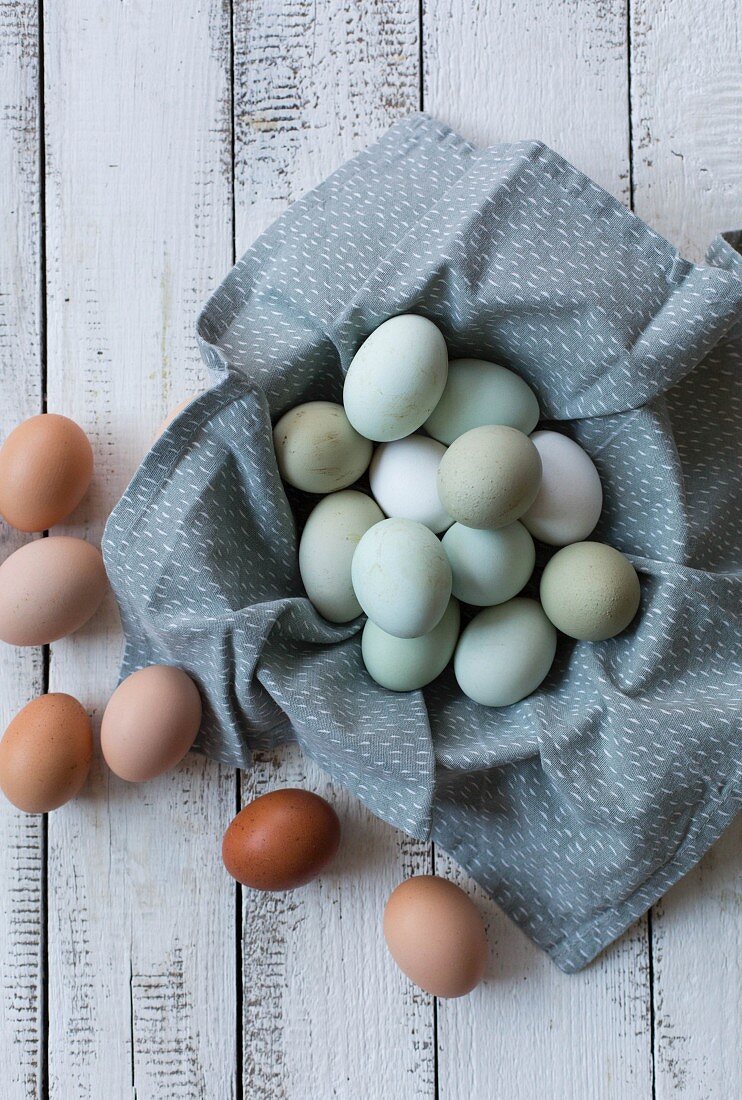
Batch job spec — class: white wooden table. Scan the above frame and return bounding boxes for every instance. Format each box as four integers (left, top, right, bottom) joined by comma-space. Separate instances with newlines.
1, 3, 740, 1097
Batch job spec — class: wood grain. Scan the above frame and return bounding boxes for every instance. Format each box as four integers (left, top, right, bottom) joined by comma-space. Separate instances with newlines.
425, 3, 654, 1097
0, 1, 44, 1097
232, 4, 436, 1097
41, 2, 236, 1096
631, 3, 742, 1095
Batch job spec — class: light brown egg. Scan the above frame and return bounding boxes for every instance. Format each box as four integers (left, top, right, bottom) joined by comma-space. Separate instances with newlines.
222, 788, 341, 891
0, 414, 93, 532
155, 394, 200, 439
0, 536, 108, 646
0, 693, 93, 813
101, 665, 202, 782
383, 875, 488, 998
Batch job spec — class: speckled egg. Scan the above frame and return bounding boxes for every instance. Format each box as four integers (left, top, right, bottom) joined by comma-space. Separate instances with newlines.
437, 425, 542, 530
454, 597, 557, 707
299, 490, 384, 622
0, 693, 93, 813
383, 875, 488, 998
273, 401, 372, 494
540, 541, 641, 641
425, 358, 540, 444
361, 597, 460, 692
522, 431, 603, 546
0, 536, 108, 646
368, 434, 452, 533
342, 315, 448, 442
222, 788, 341, 891
351, 518, 452, 638
442, 521, 535, 606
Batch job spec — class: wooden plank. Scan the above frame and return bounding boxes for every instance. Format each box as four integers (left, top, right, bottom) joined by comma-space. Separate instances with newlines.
631, 3, 742, 1095
631, 0, 741, 260
232, 4, 436, 1097
0, 3, 44, 1097
424, 3, 655, 1097
42, 2, 236, 1096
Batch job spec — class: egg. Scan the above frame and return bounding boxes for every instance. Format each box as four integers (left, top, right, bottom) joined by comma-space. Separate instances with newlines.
437, 425, 542, 530
442, 521, 535, 606
273, 401, 372, 494
0, 693, 92, 813
361, 598, 460, 692
521, 431, 603, 546
101, 665, 201, 781
425, 358, 540, 444
454, 597, 557, 707
540, 541, 641, 641
351, 518, 452, 638
0, 413, 93, 532
0, 536, 108, 646
383, 875, 488, 998
342, 315, 448, 442
299, 490, 384, 622
368, 434, 452, 533
155, 393, 200, 438
222, 788, 341, 891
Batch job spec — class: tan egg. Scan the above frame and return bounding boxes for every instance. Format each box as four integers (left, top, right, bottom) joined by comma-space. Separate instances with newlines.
155, 394, 200, 439
383, 875, 488, 998
0, 414, 93, 532
0, 536, 108, 646
101, 665, 202, 782
0, 693, 93, 813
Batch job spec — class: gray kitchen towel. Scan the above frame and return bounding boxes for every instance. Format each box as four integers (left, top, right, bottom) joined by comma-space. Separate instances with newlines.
102, 114, 742, 972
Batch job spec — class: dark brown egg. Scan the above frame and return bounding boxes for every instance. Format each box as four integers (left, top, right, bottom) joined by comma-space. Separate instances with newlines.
0, 693, 93, 813
222, 788, 341, 891
0, 413, 93, 532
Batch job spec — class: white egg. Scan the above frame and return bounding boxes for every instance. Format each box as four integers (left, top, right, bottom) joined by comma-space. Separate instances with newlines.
351, 518, 452, 638
299, 491, 384, 622
361, 598, 460, 692
425, 358, 540, 444
369, 435, 452, 533
342, 315, 449, 442
521, 431, 603, 545
442, 521, 535, 605
454, 598, 557, 707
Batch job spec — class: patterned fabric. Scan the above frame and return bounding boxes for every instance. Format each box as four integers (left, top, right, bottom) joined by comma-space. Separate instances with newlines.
102, 115, 742, 972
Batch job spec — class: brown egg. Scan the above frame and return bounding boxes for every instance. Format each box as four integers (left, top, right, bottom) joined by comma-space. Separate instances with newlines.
383, 875, 488, 998
101, 665, 202, 782
0, 693, 93, 813
0, 536, 108, 646
222, 788, 341, 891
155, 394, 200, 439
0, 413, 94, 532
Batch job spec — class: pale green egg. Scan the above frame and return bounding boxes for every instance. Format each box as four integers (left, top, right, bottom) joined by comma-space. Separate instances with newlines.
361, 598, 460, 692
299, 490, 384, 622
273, 401, 372, 494
442, 521, 535, 606
425, 358, 540, 444
540, 541, 641, 641
437, 425, 542, 530
454, 598, 556, 707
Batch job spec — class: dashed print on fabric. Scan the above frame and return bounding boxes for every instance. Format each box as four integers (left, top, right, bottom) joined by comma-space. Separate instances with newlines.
102, 115, 742, 973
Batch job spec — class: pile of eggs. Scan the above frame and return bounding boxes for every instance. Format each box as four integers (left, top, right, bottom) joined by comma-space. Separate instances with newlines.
276, 314, 641, 705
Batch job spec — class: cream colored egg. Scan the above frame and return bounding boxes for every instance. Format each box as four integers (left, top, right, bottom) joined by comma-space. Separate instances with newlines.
351, 518, 452, 638
361, 598, 460, 691
521, 431, 603, 546
442, 521, 535, 606
425, 358, 540, 444
454, 598, 556, 707
273, 401, 372, 494
299, 490, 384, 623
437, 425, 542, 530
342, 315, 448, 442
369, 434, 452, 533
